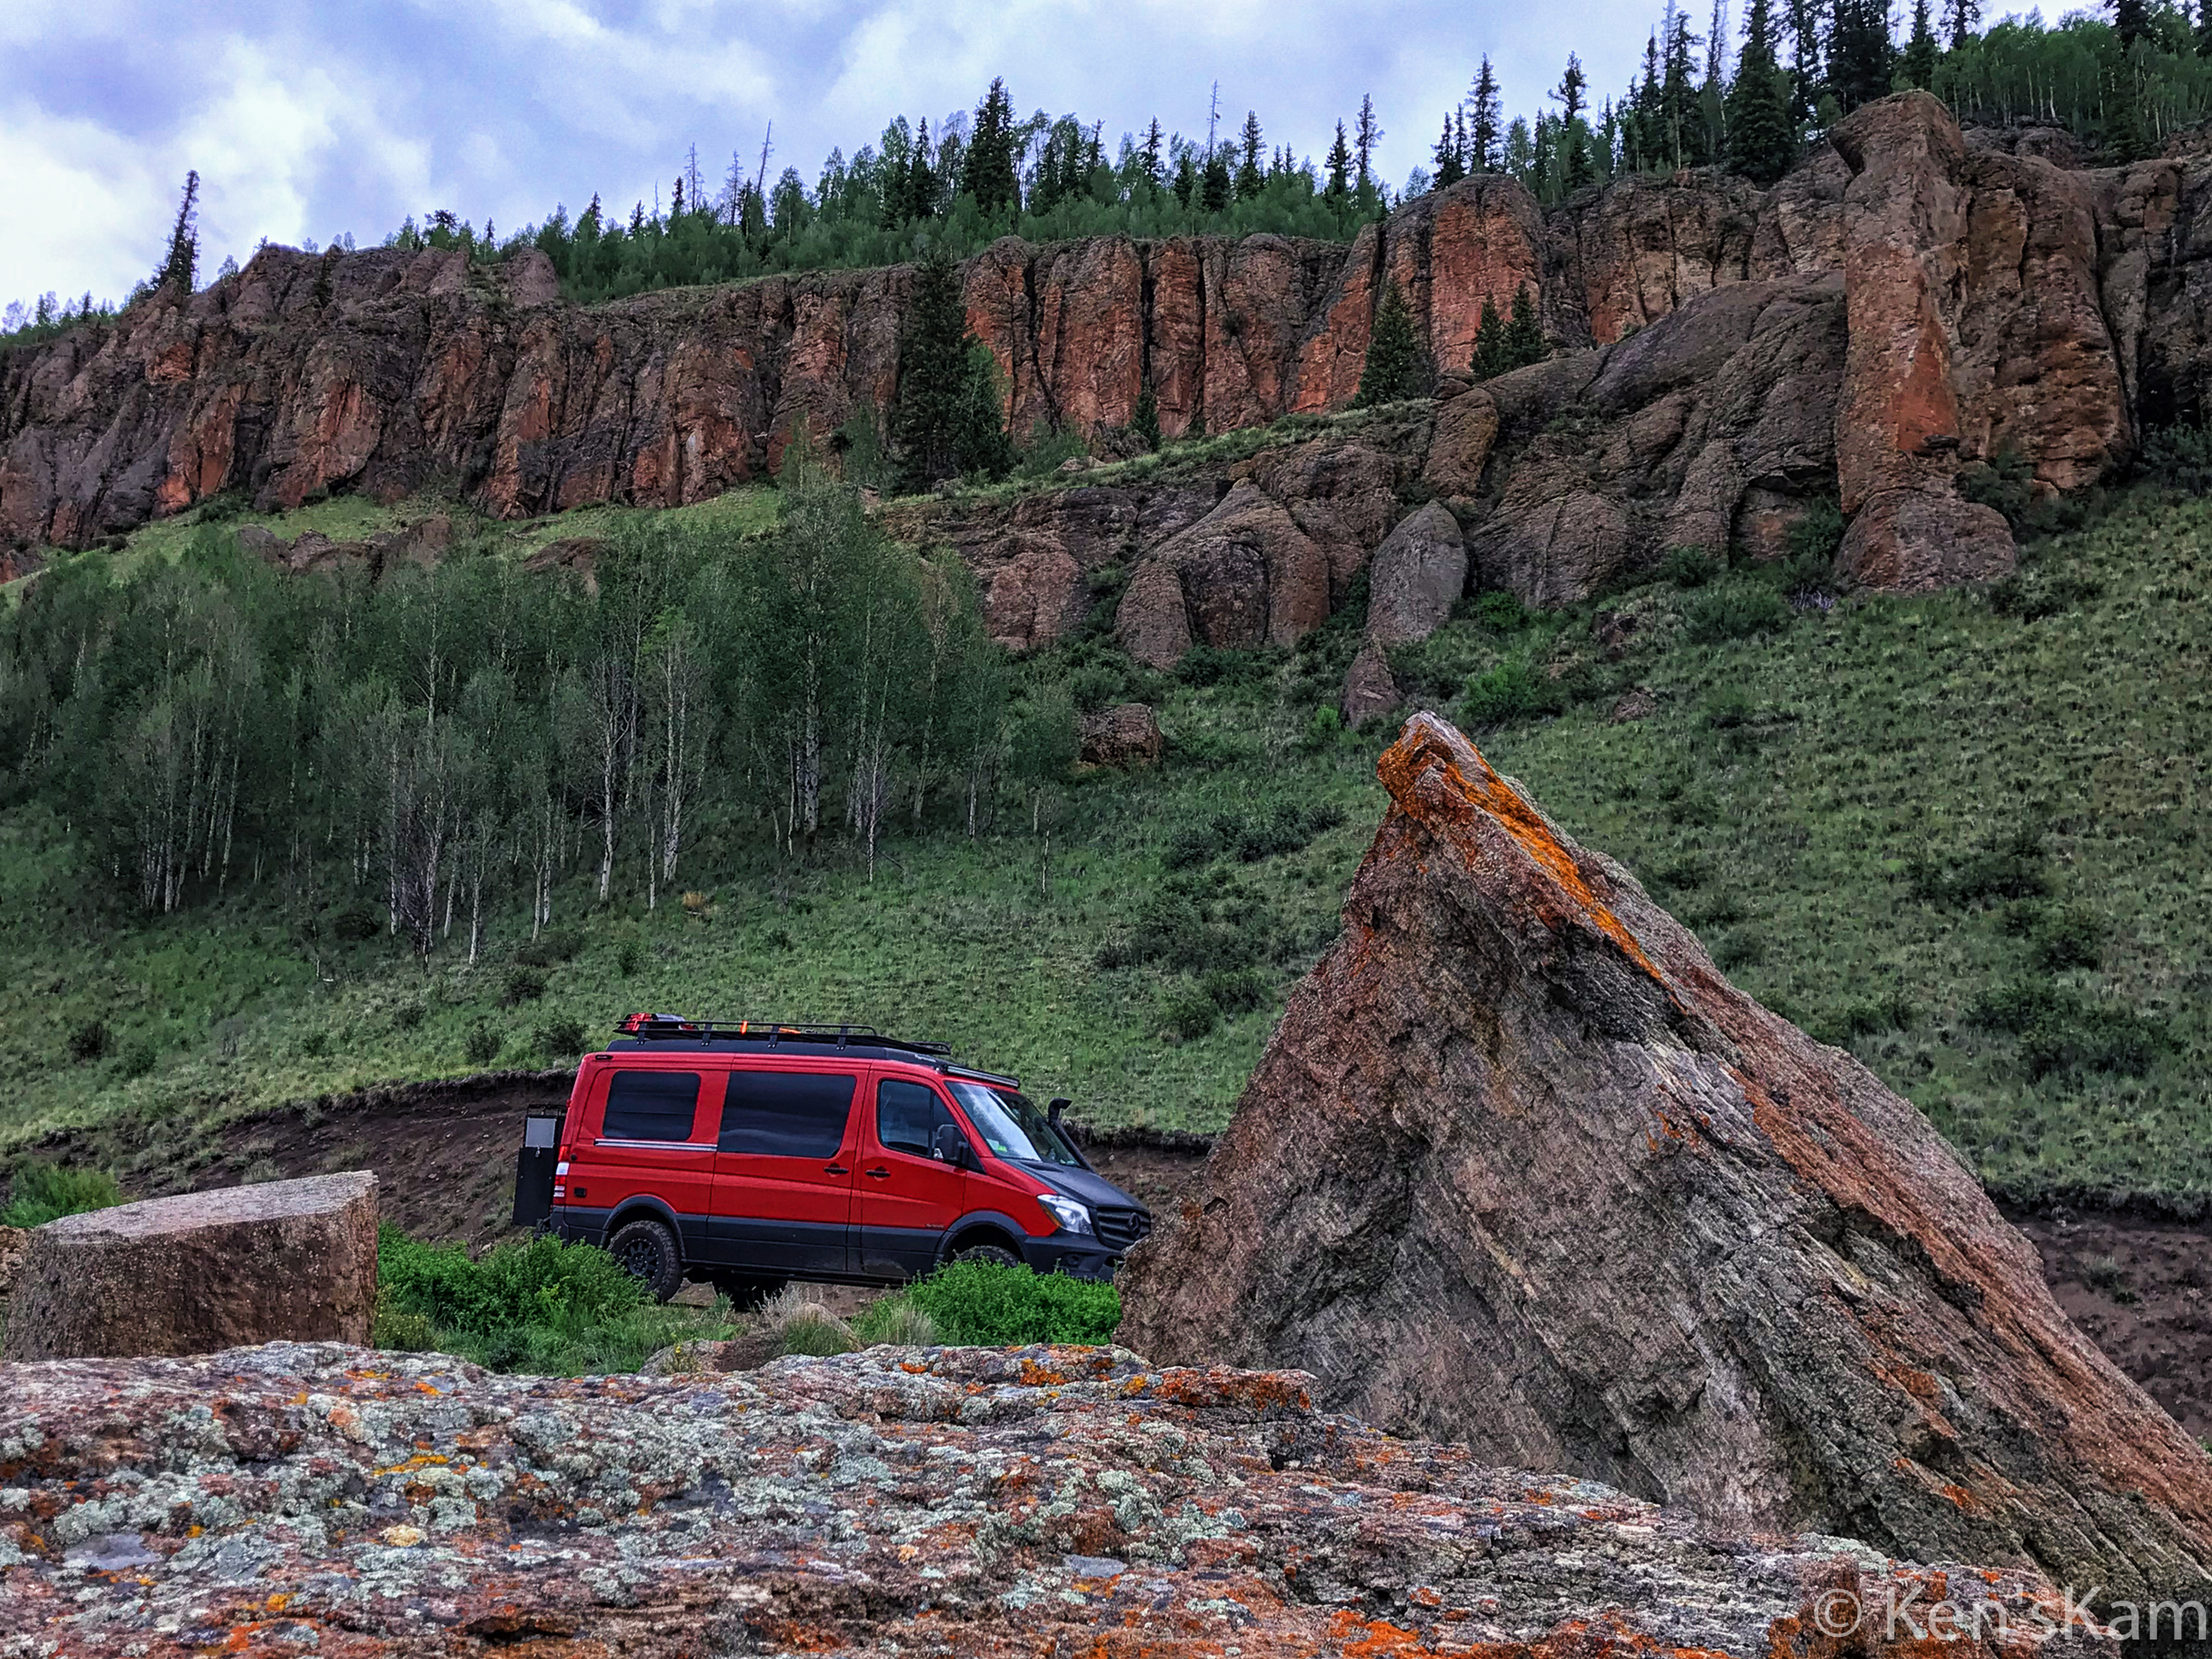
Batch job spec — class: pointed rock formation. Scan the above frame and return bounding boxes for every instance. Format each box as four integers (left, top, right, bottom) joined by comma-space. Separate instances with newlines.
1340, 500, 1467, 726
1119, 712, 2212, 1609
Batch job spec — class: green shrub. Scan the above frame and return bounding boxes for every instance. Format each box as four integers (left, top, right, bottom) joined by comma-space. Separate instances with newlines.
465, 1021, 502, 1066
1099, 879, 1277, 975
1703, 687, 1754, 729
1460, 657, 1564, 725
1909, 823, 2051, 905
120, 1037, 160, 1078
1967, 979, 2165, 1080
377, 1226, 647, 1338
1159, 983, 1219, 1041
536, 1016, 588, 1056
1784, 498, 1846, 572
2138, 417, 2212, 493
1661, 545, 1721, 588
1174, 645, 1272, 687
1199, 967, 1267, 1013
514, 930, 581, 969
1472, 590, 1532, 632
902, 1261, 1120, 1346
3, 1162, 123, 1228
857, 1301, 941, 1348
390, 1002, 426, 1032
1162, 803, 1344, 870
1016, 420, 1092, 480
1712, 930, 1766, 971
1068, 662, 1126, 713
1988, 562, 2104, 621
1958, 448, 2037, 528
615, 940, 642, 977
1300, 703, 1345, 750
2032, 907, 2106, 972
1684, 581, 1789, 644
502, 966, 549, 1005
67, 1019, 111, 1063
331, 903, 380, 941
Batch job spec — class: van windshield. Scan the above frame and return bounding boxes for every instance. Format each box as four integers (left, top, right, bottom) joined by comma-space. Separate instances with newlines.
948, 1081, 1082, 1166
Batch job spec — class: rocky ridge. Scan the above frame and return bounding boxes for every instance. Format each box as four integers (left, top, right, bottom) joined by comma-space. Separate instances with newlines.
1118, 710, 2212, 1609
0, 1340, 2125, 1657
7, 96, 2212, 644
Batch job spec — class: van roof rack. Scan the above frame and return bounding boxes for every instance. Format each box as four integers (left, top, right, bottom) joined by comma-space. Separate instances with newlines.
613, 1013, 953, 1058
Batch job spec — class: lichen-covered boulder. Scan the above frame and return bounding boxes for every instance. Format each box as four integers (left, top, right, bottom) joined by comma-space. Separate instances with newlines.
0, 1341, 2124, 1658
2, 1172, 377, 1361
1119, 712, 2212, 1610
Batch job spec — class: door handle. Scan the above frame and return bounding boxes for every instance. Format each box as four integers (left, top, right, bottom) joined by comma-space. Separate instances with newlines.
864, 1167, 891, 1179
824, 1164, 849, 1175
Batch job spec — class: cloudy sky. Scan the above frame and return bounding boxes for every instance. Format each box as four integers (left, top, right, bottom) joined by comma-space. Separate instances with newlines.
4, 0, 1674, 311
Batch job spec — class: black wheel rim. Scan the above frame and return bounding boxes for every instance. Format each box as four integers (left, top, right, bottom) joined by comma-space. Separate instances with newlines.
617, 1235, 660, 1280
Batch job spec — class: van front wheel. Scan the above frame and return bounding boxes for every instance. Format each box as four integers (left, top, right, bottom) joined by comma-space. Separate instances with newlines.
609, 1218, 683, 1303
953, 1242, 1020, 1270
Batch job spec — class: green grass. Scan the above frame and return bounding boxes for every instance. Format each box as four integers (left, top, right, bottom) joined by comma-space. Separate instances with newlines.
3, 486, 2208, 1209
0, 1160, 121, 1227
373, 1225, 734, 1374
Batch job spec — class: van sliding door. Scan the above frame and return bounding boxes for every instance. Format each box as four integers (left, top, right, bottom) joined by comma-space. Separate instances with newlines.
709, 1068, 860, 1277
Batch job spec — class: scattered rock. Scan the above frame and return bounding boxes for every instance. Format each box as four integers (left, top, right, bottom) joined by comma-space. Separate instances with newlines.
1340, 501, 1467, 726
2, 1172, 378, 1361
0, 1340, 2123, 1657
1076, 702, 1164, 768
1609, 685, 1657, 721
1120, 712, 2212, 1606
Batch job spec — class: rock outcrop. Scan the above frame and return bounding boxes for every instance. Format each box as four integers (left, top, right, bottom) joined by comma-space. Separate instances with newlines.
0, 1340, 2125, 1657
1075, 701, 1163, 767
1342, 500, 1468, 725
5, 94, 2206, 615
1118, 712, 2212, 1609
2, 1173, 378, 1360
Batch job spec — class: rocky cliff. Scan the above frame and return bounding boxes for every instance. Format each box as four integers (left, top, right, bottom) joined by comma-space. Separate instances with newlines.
0, 1340, 2127, 1657
6, 96, 2210, 615
1118, 710, 2212, 1610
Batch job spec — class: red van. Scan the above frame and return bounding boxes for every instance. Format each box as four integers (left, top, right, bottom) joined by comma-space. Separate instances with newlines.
529, 1017, 1152, 1303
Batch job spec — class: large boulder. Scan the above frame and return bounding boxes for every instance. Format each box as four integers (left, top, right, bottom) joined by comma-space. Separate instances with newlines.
2, 1172, 378, 1360
0, 1340, 2122, 1658
1076, 702, 1163, 768
1114, 480, 1328, 669
1118, 713, 2212, 1609
1341, 501, 1467, 726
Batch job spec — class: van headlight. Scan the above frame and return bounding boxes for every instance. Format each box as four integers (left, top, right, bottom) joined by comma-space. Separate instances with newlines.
1038, 1194, 1094, 1236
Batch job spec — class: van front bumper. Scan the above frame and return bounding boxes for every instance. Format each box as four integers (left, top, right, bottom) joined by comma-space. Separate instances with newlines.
1019, 1236, 1123, 1281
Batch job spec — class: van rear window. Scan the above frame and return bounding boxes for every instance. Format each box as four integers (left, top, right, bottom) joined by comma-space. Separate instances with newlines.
720, 1071, 856, 1159
602, 1071, 702, 1141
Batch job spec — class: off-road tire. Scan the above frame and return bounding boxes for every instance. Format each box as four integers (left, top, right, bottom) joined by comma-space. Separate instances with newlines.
953, 1242, 1021, 1270
609, 1218, 684, 1303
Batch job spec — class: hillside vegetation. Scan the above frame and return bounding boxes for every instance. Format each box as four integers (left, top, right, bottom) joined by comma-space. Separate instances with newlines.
0, 468, 2205, 1211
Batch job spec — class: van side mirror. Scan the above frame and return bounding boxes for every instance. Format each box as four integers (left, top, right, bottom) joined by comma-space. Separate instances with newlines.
932, 1123, 971, 1169
1048, 1097, 1070, 1125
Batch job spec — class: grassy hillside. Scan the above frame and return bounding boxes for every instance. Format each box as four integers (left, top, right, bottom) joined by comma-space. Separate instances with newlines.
2, 481, 2206, 1210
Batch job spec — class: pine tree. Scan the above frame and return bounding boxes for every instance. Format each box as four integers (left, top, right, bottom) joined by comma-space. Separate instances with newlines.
966, 80, 1020, 217
1172, 150, 1201, 208
1139, 118, 1165, 187
1554, 54, 1594, 188
1202, 145, 1233, 212
1662, 10, 1707, 167
1132, 384, 1162, 451
2111, 0, 2151, 50
2197, 0, 2212, 58
1434, 112, 1468, 186
1470, 58, 1503, 171
1325, 121, 1354, 203
1237, 112, 1265, 198
1787, 0, 1826, 126
157, 170, 201, 294
2103, 59, 2150, 160
1902, 0, 1939, 87
1727, 0, 1800, 183
1504, 282, 1546, 368
1630, 35, 1664, 169
1355, 95, 1384, 188
1941, 0, 1978, 49
1355, 280, 1422, 406
895, 242, 978, 489
1827, 0, 1896, 112
907, 118, 937, 219
1471, 295, 1511, 379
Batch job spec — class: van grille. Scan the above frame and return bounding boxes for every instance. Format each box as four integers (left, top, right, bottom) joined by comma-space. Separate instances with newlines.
1094, 1206, 1152, 1253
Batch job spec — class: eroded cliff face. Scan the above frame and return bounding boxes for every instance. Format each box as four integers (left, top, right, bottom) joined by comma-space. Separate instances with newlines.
1118, 711, 2212, 1607
5, 94, 2209, 622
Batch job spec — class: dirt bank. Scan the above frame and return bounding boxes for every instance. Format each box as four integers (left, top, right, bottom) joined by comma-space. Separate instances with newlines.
8, 1076, 2206, 1441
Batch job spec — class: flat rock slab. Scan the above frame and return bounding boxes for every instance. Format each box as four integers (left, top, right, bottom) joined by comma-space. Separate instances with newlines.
2, 1172, 376, 1361
0, 1341, 2121, 1658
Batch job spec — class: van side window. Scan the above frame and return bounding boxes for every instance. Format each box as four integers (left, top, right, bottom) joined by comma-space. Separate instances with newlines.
720, 1072, 856, 1159
876, 1079, 956, 1157
602, 1071, 702, 1142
